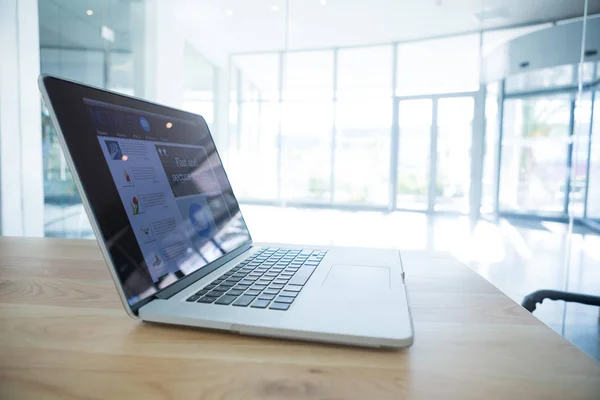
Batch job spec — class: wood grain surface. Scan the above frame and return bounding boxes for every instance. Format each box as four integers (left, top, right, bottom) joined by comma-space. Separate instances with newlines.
1, 237, 599, 399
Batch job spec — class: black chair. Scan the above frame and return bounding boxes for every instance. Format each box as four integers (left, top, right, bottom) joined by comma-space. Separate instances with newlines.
522, 290, 600, 312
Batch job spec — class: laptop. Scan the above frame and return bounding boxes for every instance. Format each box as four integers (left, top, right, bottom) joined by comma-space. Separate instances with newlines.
39, 75, 414, 348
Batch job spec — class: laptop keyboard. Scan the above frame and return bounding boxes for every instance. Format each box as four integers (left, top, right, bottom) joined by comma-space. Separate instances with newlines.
185, 248, 327, 311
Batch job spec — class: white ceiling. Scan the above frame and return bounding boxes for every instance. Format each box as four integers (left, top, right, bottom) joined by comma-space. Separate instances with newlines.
39, 0, 600, 61
179, 0, 600, 56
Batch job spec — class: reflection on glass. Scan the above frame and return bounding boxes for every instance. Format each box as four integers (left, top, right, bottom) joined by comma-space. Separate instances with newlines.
281, 102, 332, 201
435, 97, 474, 212
499, 95, 571, 214
397, 99, 431, 210
587, 90, 600, 221
229, 102, 279, 200
334, 100, 391, 205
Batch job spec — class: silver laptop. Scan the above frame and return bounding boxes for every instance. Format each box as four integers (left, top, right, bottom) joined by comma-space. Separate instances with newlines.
39, 75, 414, 348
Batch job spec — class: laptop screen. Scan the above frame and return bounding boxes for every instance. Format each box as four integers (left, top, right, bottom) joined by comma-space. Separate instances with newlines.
84, 98, 252, 306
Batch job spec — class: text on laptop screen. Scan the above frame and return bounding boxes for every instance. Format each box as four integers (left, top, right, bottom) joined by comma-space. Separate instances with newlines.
84, 99, 251, 305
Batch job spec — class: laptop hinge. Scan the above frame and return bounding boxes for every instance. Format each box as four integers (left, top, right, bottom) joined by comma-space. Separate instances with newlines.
153, 242, 254, 300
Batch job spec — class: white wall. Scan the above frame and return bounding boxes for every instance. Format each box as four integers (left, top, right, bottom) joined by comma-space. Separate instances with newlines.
0, 0, 44, 236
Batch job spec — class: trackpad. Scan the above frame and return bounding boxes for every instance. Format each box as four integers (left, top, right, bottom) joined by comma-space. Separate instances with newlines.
323, 264, 390, 290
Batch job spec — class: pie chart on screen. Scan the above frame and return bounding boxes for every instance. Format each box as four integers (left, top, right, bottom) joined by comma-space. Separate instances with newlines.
189, 203, 211, 238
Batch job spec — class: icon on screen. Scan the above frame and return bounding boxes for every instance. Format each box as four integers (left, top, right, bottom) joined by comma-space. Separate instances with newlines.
105, 140, 123, 160
140, 225, 156, 243
140, 117, 151, 132
122, 168, 134, 187
130, 195, 144, 215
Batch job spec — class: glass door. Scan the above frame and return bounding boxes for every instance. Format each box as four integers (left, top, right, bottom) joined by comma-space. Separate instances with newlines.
435, 97, 474, 212
396, 99, 432, 210
499, 94, 572, 215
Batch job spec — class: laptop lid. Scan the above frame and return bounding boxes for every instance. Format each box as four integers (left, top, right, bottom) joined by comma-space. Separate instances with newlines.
39, 75, 252, 315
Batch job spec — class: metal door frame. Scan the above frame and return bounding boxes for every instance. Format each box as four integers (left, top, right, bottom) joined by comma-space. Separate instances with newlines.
392, 91, 479, 213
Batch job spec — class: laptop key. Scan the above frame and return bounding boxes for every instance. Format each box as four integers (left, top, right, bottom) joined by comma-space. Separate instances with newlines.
215, 295, 237, 305
195, 289, 209, 296
227, 289, 244, 296
246, 289, 261, 296
274, 296, 294, 304
258, 293, 275, 300
198, 296, 217, 303
288, 266, 317, 286
233, 295, 256, 307
282, 285, 301, 292
269, 284, 285, 290
269, 302, 291, 311
280, 290, 298, 298
251, 299, 271, 308
186, 295, 200, 302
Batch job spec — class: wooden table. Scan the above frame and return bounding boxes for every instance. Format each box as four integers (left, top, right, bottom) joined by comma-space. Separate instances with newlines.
1, 237, 599, 399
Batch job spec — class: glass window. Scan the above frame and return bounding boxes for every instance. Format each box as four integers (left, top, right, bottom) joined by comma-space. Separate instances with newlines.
228, 102, 279, 200
337, 46, 393, 99
334, 99, 391, 205
396, 34, 479, 96
280, 102, 333, 201
499, 94, 572, 214
334, 46, 393, 205
38, 0, 217, 238
108, 52, 134, 95
230, 66, 239, 103
41, 48, 105, 87
481, 83, 500, 214
233, 54, 280, 101
586, 89, 600, 220
568, 91, 593, 218
435, 97, 474, 212
183, 44, 215, 127
397, 99, 431, 210
283, 51, 334, 100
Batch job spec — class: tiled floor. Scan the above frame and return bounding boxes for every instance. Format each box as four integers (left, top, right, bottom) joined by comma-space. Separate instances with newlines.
44, 203, 600, 362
